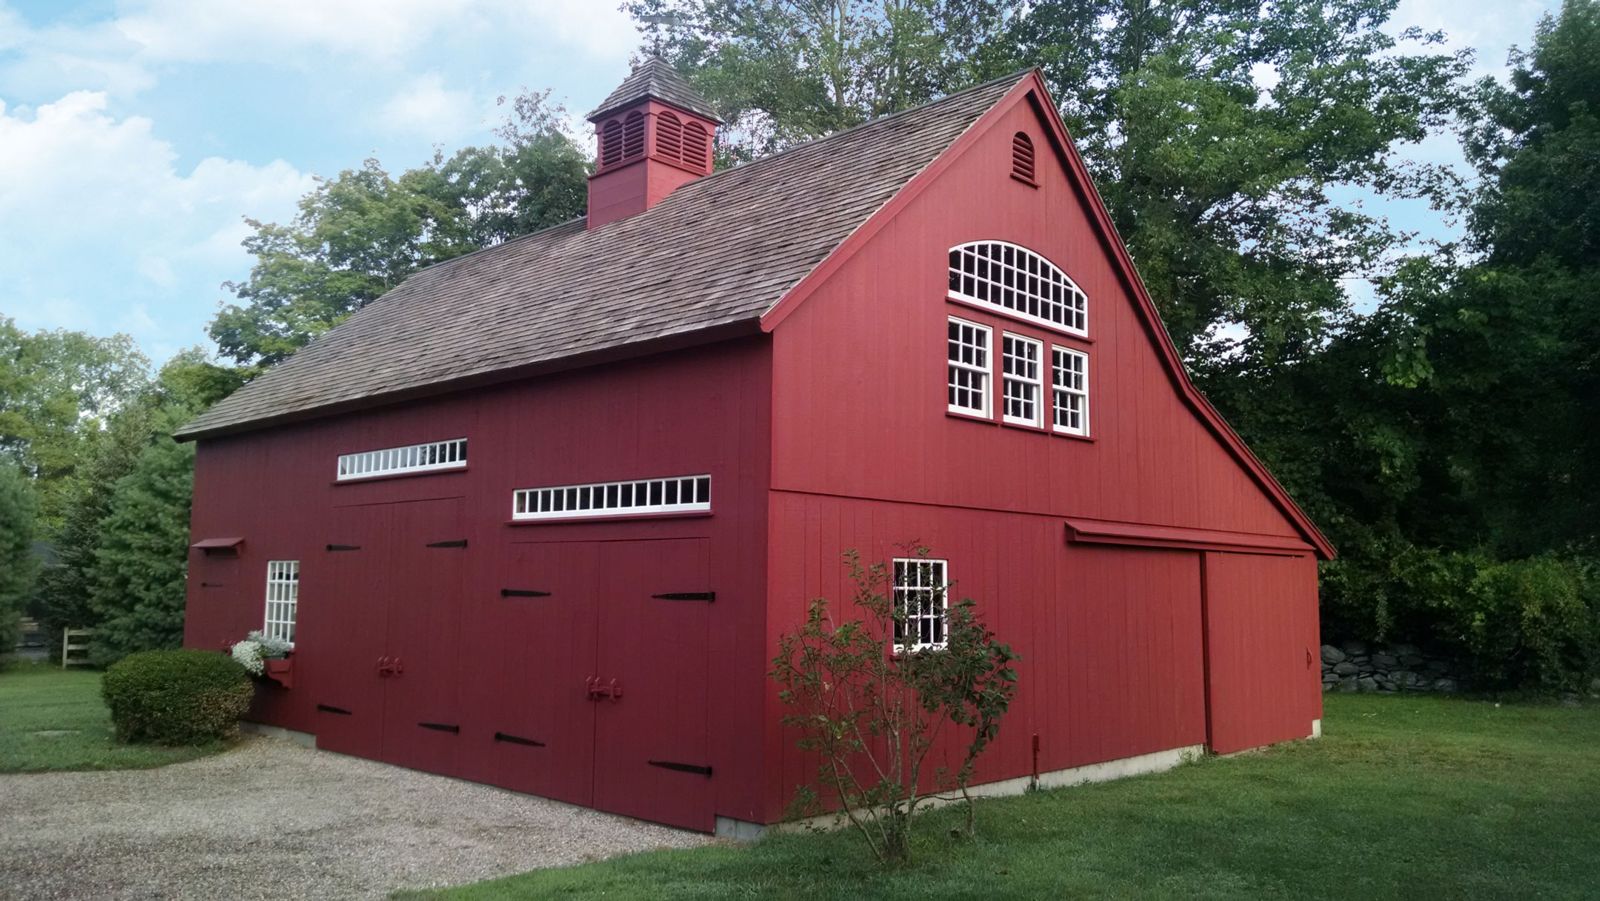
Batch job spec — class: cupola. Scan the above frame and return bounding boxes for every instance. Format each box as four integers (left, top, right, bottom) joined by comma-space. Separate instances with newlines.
585, 57, 721, 229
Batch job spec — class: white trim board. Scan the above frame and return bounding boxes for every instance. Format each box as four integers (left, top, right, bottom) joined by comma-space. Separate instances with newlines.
734, 743, 1206, 840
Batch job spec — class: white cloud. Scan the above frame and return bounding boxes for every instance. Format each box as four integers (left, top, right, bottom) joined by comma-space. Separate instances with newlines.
372, 72, 486, 141
0, 91, 312, 352
1388, 0, 1554, 79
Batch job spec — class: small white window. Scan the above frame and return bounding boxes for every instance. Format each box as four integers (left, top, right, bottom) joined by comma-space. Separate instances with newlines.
263, 561, 299, 645
893, 558, 949, 652
1001, 333, 1044, 427
337, 438, 466, 481
947, 317, 991, 416
512, 474, 711, 521
1052, 347, 1090, 436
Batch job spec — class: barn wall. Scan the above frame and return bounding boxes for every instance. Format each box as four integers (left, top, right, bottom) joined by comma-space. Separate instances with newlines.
184, 336, 772, 825
767, 96, 1308, 538
763, 91, 1318, 819
761, 494, 1209, 822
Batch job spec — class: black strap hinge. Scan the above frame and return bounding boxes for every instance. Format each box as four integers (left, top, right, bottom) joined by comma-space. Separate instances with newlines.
419, 722, 461, 734
316, 704, 353, 716
651, 591, 715, 603
647, 759, 713, 776
326, 544, 361, 552
500, 588, 552, 598
493, 732, 546, 747
426, 539, 468, 549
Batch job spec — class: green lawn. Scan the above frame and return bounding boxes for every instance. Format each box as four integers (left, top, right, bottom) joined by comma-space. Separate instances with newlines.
0, 663, 227, 772
413, 695, 1600, 900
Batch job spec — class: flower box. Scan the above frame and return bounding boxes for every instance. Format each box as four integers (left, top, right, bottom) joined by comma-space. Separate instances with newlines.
263, 656, 294, 689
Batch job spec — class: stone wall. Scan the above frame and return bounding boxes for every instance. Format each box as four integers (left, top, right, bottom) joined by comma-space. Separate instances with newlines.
1321, 640, 1460, 693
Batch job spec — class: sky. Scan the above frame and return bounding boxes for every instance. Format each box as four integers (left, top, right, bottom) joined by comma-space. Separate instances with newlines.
0, 0, 1563, 366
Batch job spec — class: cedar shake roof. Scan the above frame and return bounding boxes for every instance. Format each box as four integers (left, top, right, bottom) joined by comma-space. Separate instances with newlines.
587, 56, 723, 123
176, 71, 1028, 440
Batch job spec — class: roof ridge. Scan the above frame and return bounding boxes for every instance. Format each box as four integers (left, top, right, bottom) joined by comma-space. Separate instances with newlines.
688, 68, 1034, 185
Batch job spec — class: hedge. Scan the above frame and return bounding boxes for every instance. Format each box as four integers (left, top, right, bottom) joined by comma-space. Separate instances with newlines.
101, 649, 254, 745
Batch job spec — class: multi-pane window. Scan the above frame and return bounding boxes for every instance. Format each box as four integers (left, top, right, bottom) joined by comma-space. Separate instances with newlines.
1052, 347, 1090, 436
948, 241, 1087, 335
263, 561, 299, 645
947, 317, 991, 416
1001, 334, 1044, 426
513, 474, 711, 521
337, 438, 466, 481
893, 558, 949, 652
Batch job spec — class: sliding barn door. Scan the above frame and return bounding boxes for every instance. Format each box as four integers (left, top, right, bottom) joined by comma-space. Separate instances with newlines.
1203, 552, 1321, 754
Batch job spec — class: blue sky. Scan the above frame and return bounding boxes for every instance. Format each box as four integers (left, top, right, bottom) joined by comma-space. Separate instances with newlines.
0, 0, 1562, 365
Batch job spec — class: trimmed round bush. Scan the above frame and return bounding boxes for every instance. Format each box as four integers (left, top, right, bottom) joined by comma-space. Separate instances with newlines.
102, 649, 254, 745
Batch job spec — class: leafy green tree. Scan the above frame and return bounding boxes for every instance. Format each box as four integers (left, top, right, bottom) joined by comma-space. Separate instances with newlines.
211, 92, 589, 366
0, 462, 39, 654
36, 350, 245, 637
0, 318, 150, 529
87, 411, 196, 666
628, 0, 1021, 159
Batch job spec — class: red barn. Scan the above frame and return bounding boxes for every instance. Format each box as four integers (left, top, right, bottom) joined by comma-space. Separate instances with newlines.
178, 62, 1333, 836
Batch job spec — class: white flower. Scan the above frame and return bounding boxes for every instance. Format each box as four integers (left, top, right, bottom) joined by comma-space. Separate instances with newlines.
231, 639, 265, 675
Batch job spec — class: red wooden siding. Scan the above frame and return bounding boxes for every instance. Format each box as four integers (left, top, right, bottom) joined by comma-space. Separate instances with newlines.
185, 337, 771, 829
767, 96, 1304, 540
762, 493, 1209, 822
1202, 552, 1322, 754
761, 83, 1320, 819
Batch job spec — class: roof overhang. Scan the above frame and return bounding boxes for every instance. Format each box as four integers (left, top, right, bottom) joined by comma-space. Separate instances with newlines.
1064, 518, 1314, 556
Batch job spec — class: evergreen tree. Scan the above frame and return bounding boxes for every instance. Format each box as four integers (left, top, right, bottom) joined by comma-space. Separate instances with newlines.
0, 462, 39, 655
86, 413, 196, 666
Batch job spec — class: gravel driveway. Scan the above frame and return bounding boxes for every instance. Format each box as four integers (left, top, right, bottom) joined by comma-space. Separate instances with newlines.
0, 735, 711, 900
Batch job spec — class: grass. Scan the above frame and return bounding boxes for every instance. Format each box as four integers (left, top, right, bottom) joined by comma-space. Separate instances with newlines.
411, 695, 1600, 900
0, 662, 227, 773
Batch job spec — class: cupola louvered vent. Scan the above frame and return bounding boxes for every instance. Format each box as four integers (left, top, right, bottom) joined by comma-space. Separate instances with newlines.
622, 111, 646, 159
1011, 131, 1036, 184
682, 121, 710, 170
657, 111, 684, 163
600, 119, 624, 168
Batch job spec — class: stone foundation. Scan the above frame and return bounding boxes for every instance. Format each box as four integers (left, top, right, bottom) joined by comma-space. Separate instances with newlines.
1321, 640, 1460, 693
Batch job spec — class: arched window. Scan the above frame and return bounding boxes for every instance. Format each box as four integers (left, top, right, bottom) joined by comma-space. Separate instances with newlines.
656, 111, 684, 164
682, 121, 710, 170
948, 241, 1087, 335
622, 111, 646, 160
1011, 132, 1036, 183
599, 119, 624, 169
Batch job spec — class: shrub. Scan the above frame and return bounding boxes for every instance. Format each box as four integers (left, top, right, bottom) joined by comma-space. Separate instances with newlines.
1322, 542, 1600, 691
771, 547, 1018, 863
102, 649, 254, 745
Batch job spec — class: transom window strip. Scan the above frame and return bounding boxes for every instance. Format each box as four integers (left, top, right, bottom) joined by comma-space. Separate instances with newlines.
263, 560, 299, 645
1002, 333, 1043, 426
336, 438, 467, 481
513, 474, 712, 521
1052, 347, 1090, 435
947, 317, 992, 416
948, 241, 1088, 335
893, 558, 949, 652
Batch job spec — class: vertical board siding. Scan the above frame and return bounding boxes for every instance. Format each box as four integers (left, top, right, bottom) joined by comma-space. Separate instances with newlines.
1202, 551, 1322, 754
763, 91, 1315, 819
769, 98, 1305, 539
183, 337, 771, 829
762, 493, 1208, 822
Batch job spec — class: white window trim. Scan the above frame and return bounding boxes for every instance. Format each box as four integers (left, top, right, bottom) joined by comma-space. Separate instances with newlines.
948, 240, 1089, 337
512, 474, 712, 521
893, 558, 950, 653
263, 560, 299, 647
1052, 346, 1091, 436
1001, 332, 1045, 427
947, 316, 993, 417
336, 438, 467, 481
